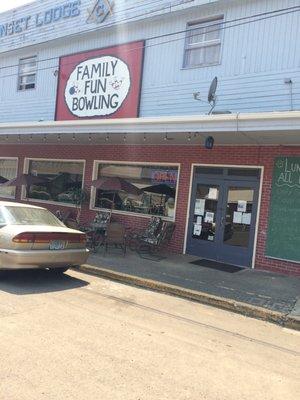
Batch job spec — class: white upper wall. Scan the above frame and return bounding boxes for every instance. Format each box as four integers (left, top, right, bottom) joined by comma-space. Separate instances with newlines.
0, 0, 299, 122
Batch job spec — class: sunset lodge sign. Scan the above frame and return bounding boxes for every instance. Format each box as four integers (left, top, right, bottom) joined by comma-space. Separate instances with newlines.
0, 1, 115, 41
56, 41, 144, 120
0, 1, 81, 38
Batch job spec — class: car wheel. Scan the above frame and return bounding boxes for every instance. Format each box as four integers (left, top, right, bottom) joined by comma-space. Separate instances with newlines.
49, 267, 69, 274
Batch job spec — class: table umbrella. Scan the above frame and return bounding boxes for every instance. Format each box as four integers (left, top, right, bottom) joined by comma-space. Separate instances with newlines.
91, 177, 142, 195
0, 175, 8, 184
143, 183, 176, 198
91, 177, 142, 209
0, 173, 49, 187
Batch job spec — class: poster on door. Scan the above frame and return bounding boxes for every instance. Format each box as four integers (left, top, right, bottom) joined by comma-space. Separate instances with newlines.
55, 41, 145, 120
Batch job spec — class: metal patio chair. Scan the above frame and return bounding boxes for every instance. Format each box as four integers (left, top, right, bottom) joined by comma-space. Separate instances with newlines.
128, 217, 175, 260
128, 216, 163, 250
80, 211, 112, 252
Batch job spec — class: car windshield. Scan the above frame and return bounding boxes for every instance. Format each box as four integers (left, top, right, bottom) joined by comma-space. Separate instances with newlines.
3, 206, 64, 227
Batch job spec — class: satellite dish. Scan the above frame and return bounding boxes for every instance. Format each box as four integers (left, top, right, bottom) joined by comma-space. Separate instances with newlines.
208, 76, 218, 104
193, 76, 220, 114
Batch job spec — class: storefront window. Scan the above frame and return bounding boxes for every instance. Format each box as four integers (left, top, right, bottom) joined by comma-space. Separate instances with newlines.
26, 159, 84, 204
93, 163, 179, 219
0, 159, 18, 198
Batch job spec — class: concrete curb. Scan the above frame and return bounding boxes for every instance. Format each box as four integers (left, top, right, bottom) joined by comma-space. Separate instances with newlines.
73, 264, 300, 331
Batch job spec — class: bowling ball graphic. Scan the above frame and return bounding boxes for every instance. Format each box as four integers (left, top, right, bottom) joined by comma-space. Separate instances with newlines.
69, 86, 76, 95
69, 84, 80, 95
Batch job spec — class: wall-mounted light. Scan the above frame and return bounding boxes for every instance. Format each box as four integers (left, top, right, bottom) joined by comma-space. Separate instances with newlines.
205, 136, 214, 149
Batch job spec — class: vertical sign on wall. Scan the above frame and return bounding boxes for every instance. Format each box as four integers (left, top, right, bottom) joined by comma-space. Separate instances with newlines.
55, 41, 144, 120
265, 156, 300, 263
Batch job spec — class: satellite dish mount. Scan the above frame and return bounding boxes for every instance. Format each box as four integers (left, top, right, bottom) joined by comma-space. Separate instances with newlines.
207, 77, 218, 115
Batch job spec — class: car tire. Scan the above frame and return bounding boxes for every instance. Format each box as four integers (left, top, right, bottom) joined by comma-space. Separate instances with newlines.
49, 267, 69, 274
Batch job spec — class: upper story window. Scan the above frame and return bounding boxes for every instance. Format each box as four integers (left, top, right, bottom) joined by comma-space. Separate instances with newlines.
183, 16, 223, 68
18, 56, 37, 91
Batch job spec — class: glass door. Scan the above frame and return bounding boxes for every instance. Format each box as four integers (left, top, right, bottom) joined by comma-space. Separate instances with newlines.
192, 184, 220, 242
223, 187, 254, 247
217, 182, 259, 266
187, 176, 259, 267
187, 179, 225, 260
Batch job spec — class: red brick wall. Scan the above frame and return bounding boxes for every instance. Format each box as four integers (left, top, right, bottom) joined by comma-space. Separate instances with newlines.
0, 143, 299, 276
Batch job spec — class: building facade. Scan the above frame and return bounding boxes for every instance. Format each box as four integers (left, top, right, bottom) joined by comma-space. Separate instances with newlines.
0, 0, 299, 275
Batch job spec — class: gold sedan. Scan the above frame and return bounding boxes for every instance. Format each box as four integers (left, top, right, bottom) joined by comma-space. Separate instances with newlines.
0, 201, 89, 273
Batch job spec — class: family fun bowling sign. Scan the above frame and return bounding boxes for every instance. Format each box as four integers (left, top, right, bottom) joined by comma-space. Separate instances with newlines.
56, 41, 144, 120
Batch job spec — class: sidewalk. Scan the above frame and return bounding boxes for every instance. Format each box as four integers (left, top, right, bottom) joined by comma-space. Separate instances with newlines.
74, 250, 300, 330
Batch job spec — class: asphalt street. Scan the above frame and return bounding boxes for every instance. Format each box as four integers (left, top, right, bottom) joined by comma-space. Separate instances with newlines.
0, 269, 299, 400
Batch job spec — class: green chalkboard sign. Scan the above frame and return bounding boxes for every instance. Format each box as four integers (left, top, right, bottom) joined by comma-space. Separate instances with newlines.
266, 157, 300, 263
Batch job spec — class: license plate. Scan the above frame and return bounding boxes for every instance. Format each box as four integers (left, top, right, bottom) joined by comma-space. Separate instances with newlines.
49, 240, 65, 250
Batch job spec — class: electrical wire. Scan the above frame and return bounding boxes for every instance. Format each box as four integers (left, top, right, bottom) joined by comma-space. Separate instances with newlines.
0, 3, 299, 75
0, 5, 298, 87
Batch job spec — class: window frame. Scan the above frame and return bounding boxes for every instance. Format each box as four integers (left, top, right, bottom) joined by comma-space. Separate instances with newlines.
183, 15, 224, 69
17, 55, 38, 92
90, 160, 181, 221
22, 158, 86, 207
0, 157, 18, 199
